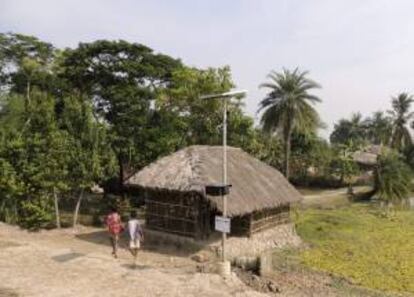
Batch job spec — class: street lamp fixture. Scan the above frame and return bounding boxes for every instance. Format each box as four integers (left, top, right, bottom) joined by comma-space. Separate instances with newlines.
200, 89, 247, 263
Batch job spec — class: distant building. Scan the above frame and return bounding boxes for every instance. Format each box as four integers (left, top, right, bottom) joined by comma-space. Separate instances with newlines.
125, 145, 303, 239
352, 145, 385, 167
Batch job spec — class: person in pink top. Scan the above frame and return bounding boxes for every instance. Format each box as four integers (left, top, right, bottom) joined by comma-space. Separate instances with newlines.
105, 206, 124, 258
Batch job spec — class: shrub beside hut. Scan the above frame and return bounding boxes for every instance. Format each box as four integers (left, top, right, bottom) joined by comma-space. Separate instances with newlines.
125, 145, 303, 240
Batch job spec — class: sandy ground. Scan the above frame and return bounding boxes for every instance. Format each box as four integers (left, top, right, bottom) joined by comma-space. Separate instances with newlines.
300, 186, 372, 209
0, 223, 267, 297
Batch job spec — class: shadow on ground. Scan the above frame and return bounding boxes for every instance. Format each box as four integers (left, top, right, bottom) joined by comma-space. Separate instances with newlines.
0, 241, 22, 249
75, 230, 112, 247
75, 230, 202, 258
0, 288, 19, 297
121, 263, 150, 270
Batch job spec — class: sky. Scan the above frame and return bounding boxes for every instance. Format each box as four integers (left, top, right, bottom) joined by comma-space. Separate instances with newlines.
2, 0, 414, 138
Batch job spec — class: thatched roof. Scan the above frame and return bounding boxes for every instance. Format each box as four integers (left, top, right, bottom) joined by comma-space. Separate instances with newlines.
352, 145, 385, 166
125, 145, 303, 217
352, 151, 378, 166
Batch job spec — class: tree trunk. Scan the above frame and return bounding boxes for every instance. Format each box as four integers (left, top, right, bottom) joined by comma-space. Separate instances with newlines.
118, 155, 125, 197
53, 187, 61, 229
73, 188, 85, 229
25, 80, 31, 113
347, 183, 354, 195
339, 172, 345, 185
118, 154, 124, 181
284, 129, 292, 179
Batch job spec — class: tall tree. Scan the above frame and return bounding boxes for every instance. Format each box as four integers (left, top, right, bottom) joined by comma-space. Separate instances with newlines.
246, 131, 284, 170
59, 40, 182, 186
330, 142, 359, 186
330, 113, 367, 145
365, 111, 392, 145
159, 66, 248, 146
0, 33, 55, 96
60, 94, 116, 228
0, 90, 70, 229
389, 92, 414, 151
258, 68, 322, 178
290, 131, 332, 183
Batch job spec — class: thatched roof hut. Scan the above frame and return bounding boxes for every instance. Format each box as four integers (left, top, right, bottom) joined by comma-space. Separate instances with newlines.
352, 145, 385, 167
126, 145, 302, 217
126, 145, 302, 238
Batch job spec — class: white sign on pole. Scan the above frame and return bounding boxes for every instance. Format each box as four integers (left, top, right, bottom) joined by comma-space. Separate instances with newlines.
215, 216, 231, 233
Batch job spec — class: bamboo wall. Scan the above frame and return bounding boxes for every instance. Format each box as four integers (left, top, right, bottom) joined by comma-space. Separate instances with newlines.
145, 188, 291, 239
249, 205, 290, 235
145, 190, 210, 239
229, 205, 290, 236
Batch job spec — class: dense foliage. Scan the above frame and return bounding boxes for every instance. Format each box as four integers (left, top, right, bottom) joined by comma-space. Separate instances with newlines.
0, 32, 412, 228
373, 151, 412, 204
0, 33, 286, 228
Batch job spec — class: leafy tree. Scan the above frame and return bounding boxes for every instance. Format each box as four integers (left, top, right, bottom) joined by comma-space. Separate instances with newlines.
59, 40, 182, 186
159, 65, 259, 156
258, 68, 322, 178
159, 66, 236, 145
365, 111, 392, 145
0, 93, 25, 134
0, 157, 23, 224
227, 109, 257, 150
290, 131, 332, 183
0, 88, 116, 229
373, 151, 411, 205
0, 90, 71, 229
60, 94, 116, 227
243, 130, 284, 170
330, 113, 368, 145
389, 93, 414, 151
0, 33, 55, 98
0, 94, 25, 223
21, 91, 72, 228
330, 142, 359, 187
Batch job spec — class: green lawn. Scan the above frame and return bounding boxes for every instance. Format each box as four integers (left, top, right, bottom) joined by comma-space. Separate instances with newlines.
295, 203, 414, 294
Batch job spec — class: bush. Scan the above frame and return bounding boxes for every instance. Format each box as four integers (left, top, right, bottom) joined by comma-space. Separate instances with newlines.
374, 151, 412, 205
19, 198, 53, 230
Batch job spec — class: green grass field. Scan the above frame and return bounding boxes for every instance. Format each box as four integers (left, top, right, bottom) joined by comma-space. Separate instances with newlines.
295, 203, 414, 294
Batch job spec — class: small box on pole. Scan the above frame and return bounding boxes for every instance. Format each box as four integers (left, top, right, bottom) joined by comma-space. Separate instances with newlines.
205, 184, 232, 196
215, 216, 231, 233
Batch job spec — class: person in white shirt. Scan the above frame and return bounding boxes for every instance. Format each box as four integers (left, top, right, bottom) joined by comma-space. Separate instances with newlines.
128, 210, 143, 260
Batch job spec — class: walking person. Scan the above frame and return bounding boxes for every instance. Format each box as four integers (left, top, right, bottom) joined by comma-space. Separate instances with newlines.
128, 210, 143, 263
105, 206, 123, 258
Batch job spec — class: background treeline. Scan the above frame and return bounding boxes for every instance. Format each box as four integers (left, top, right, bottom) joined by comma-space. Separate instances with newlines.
0, 33, 280, 228
0, 33, 412, 229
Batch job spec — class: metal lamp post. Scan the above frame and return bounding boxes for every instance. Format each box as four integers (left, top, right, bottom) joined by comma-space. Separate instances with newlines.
200, 89, 247, 262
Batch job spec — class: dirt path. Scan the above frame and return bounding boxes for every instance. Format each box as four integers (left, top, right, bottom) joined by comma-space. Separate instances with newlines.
0, 223, 267, 297
303, 188, 349, 199
301, 186, 371, 208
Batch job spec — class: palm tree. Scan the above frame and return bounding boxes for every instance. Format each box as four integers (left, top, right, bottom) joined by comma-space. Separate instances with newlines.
330, 113, 367, 145
365, 111, 392, 145
389, 93, 414, 151
373, 151, 411, 206
258, 68, 322, 178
